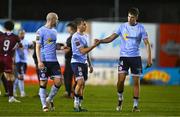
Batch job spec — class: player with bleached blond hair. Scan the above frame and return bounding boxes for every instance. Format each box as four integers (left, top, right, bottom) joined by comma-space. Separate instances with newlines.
36, 12, 63, 112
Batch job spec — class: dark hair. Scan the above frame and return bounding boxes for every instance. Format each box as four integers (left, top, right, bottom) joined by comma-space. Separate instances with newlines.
128, 7, 139, 16
67, 22, 77, 31
4, 20, 14, 31
73, 18, 85, 26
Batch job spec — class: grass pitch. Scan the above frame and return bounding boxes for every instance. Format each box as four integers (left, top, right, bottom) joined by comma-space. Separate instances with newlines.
0, 84, 180, 116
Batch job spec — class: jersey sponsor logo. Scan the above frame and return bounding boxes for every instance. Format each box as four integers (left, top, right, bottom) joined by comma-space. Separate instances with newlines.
46, 38, 53, 44
123, 33, 128, 40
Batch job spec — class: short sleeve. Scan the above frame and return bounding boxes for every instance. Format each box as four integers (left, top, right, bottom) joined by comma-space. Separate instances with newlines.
36, 29, 43, 44
114, 24, 123, 36
140, 25, 148, 40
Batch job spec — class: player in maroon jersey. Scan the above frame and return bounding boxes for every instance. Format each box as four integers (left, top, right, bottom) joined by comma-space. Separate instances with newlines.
0, 20, 21, 103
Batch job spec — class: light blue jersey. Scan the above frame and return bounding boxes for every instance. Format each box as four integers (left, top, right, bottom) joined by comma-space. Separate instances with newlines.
36, 26, 58, 62
15, 39, 29, 63
71, 32, 88, 63
115, 22, 148, 57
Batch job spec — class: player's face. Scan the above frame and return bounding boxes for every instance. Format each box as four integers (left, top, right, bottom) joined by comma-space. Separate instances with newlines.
52, 15, 59, 27
79, 21, 87, 32
18, 32, 25, 39
67, 26, 74, 34
128, 13, 138, 25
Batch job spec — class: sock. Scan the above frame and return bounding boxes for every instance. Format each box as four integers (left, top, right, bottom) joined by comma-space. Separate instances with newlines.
39, 86, 47, 108
79, 96, 83, 107
117, 91, 123, 101
13, 79, 18, 94
133, 97, 139, 107
47, 85, 60, 102
18, 79, 25, 95
74, 93, 79, 108
7, 80, 13, 97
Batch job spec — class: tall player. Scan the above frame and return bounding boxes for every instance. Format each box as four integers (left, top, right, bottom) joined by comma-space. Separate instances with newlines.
36, 12, 63, 112
95, 7, 152, 112
0, 20, 21, 103
71, 18, 100, 112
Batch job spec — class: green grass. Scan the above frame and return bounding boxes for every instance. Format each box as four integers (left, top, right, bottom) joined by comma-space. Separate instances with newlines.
0, 85, 180, 116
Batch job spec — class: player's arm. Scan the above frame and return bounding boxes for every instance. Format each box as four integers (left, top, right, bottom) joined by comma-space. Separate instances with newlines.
35, 36, 44, 69
87, 54, 93, 73
63, 46, 71, 54
79, 41, 99, 55
143, 39, 152, 67
97, 33, 119, 44
63, 40, 71, 54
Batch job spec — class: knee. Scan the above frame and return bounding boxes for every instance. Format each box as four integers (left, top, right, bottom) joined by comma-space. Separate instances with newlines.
54, 78, 63, 87
18, 74, 24, 80
40, 80, 47, 87
77, 79, 84, 88
118, 79, 125, 84
133, 80, 140, 86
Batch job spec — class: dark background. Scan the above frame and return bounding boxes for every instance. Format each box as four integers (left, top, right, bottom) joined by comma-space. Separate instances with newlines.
0, 0, 180, 23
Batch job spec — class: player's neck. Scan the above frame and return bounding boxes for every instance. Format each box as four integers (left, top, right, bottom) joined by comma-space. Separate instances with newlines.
77, 30, 84, 35
45, 23, 53, 29
129, 22, 138, 26
5, 30, 13, 34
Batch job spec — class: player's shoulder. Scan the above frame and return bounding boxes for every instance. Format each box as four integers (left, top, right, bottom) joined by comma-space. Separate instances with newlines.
52, 28, 57, 32
72, 32, 79, 39
136, 23, 146, 31
6, 32, 18, 38
37, 26, 45, 32
0, 31, 4, 37
118, 22, 127, 29
12, 33, 19, 39
137, 23, 144, 27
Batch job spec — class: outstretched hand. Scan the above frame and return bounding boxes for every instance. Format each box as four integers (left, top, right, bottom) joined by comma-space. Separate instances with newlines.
93, 39, 101, 46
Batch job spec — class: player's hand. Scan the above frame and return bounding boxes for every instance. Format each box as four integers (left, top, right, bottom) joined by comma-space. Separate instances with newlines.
94, 39, 100, 46
38, 61, 45, 70
89, 66, 93, 73
56, 43, 64, 50
146, 58, 152, 68
62, 46, 70, 50
18, 43, 23, 48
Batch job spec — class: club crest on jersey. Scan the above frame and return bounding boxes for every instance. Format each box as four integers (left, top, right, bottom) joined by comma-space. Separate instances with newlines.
75, 39, 80, 46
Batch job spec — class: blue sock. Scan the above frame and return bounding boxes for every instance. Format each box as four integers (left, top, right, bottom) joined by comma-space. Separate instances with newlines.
47, 85, 60, 102
18, 79, 25, 94
39, 86, 47, 108
13, 78, 18, 94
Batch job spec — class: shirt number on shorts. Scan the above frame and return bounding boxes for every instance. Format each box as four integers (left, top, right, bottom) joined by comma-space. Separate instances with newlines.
3, 40, 10, 51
